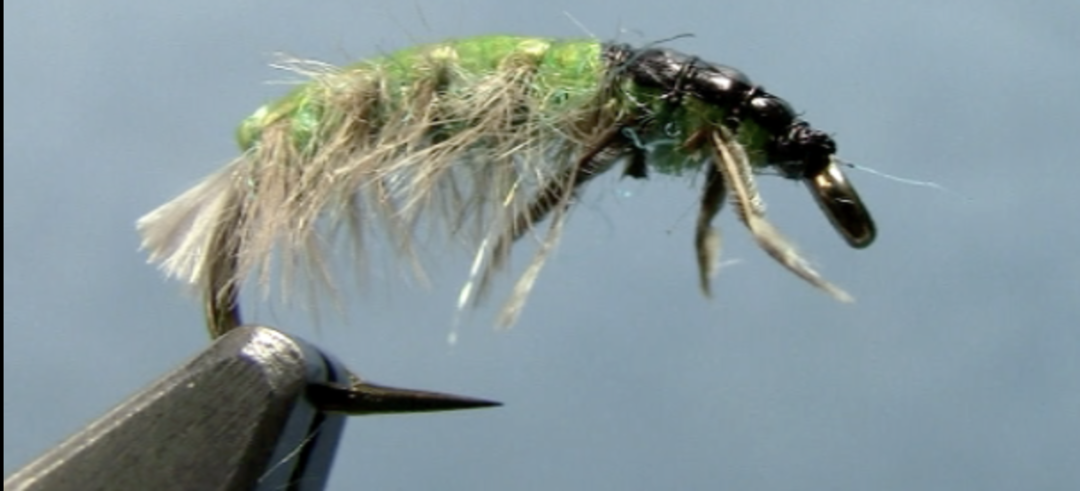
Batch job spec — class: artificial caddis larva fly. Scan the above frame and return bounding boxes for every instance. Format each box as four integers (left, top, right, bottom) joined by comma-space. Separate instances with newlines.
137, 35, 876, 338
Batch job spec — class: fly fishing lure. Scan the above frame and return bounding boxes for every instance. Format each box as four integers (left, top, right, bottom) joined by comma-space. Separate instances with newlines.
137, 35, 875, 338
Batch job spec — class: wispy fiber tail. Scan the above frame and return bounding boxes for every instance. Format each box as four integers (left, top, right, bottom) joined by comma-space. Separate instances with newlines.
137, 162, 246, 338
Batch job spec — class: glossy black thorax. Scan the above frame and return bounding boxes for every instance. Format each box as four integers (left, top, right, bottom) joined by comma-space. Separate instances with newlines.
605, 43, 837, 179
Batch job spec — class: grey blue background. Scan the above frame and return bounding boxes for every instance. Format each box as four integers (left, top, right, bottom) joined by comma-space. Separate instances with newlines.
5, 1, 1078, 489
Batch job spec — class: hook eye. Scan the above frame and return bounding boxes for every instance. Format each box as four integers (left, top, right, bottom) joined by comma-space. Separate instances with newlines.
804, 158, 876, 248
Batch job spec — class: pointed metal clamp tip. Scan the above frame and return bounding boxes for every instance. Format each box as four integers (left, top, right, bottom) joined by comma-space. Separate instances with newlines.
308, 373, 502, 415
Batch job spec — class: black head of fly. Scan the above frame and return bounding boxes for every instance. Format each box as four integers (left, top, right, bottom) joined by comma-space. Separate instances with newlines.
609, 44, 876, 249
690, 59, 877, 249
764, 121, 876, 249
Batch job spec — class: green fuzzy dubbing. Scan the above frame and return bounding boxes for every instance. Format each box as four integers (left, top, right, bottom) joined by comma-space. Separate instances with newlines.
235, 34, 767, 176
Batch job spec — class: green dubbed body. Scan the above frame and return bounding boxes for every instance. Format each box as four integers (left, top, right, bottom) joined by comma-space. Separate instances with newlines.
236, 35, 762, 178
237, 36, 611, 153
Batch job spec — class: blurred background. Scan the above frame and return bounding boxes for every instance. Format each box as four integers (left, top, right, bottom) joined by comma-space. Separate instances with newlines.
5, 1, 1078, 489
